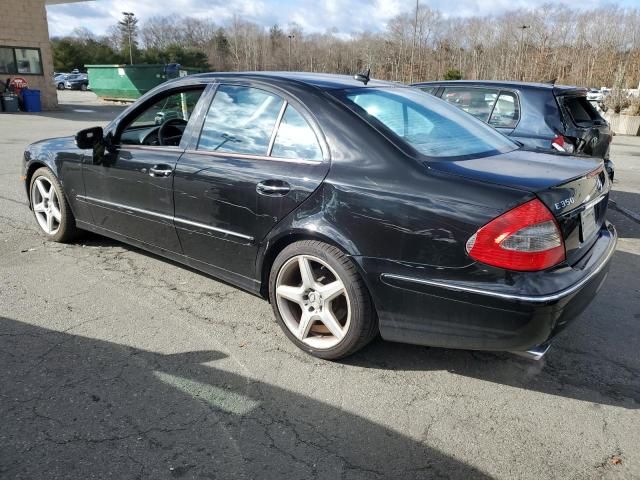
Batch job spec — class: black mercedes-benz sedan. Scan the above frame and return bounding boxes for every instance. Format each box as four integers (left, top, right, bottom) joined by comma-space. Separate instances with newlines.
22, 72, 616, 360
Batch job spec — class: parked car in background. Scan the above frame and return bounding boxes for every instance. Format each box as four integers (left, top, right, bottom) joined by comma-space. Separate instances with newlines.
53, 73, 67, 90
413, 80, 614, 180
64, 74, 89, 91
22, 73, 616, 361
587, 88, 604, 103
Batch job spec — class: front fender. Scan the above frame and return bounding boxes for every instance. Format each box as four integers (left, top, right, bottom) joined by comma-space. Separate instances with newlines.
23, 136, 86, 212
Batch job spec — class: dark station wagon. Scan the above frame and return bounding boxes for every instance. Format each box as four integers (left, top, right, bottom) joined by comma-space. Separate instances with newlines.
22, 72, 616, 360
412, 80, 615, 180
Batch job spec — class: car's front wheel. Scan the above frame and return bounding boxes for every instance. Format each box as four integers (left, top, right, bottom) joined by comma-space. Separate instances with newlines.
29, 167, 78, 242
57, 82, 65, 90
269, 240, 377, 360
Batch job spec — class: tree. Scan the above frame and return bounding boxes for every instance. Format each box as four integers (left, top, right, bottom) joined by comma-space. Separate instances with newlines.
444, 68, 463, 80
118, 12, 139, 64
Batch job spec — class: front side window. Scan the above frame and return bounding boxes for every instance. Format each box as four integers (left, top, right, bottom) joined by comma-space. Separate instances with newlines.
340, 87, 518, 159
120, 88, 204, 146
199, 85, 284, 155
271, 105, 322, 161
441, 87, 498, 122
489, 92, 520, 128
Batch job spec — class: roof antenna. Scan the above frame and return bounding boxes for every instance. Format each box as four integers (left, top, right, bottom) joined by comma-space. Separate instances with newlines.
354, 67, 371, 85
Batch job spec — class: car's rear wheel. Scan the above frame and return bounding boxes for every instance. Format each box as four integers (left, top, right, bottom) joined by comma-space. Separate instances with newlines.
57, 82, 65, 90
29, 167, 78, 242
80, 84, 87, 91
269, 240, 377, 360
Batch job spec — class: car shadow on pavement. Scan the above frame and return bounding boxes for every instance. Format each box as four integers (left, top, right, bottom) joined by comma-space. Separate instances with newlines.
0, 316, 490, 479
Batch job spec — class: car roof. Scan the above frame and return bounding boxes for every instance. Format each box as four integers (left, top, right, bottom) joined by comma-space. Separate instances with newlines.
412, 79, 586, 95
189, 71, 399, 90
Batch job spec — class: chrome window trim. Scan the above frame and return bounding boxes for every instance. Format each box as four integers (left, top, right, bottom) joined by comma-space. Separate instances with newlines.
267, 101, 288, 156
122, 145, 183, 153
183, 149, 320, 165
76, 195, 254, 242
380, 232, 616, 304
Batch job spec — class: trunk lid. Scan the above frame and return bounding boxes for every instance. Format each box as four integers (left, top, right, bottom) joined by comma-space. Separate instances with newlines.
428, 149, 610, 266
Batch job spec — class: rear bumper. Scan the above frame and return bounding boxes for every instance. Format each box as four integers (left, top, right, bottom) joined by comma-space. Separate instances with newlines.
358, 222, 617, 353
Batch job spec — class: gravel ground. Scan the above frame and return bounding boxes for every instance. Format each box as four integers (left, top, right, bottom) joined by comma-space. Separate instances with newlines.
0, 90, 639, 479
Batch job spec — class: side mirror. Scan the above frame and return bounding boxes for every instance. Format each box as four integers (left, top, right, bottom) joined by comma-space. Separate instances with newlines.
75, 126, 103, 149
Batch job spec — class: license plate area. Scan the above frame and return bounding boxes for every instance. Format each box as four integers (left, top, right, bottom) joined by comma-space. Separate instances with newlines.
580, 205, 598, 242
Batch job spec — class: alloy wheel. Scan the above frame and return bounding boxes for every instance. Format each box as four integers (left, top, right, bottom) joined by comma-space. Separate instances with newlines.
31, 176, 61, 235
275, 254, 351, 349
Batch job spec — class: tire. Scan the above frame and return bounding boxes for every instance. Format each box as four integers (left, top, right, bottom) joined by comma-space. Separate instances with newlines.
80, 84, 87, 91
29, 167, 79, 243
57, 83, 65, 90
269, 240, 377, 360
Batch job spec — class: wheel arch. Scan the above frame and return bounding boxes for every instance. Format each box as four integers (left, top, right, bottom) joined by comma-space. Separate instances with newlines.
258, 228, 365, 300
25, 161, 50, 208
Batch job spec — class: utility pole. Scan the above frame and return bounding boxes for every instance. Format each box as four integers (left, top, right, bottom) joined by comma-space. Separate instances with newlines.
518, 25, 530, 81
122, 12, 135, 65
288, 34, 295, 71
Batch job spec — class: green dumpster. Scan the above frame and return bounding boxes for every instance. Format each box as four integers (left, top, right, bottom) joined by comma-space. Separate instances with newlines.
86, 64, 202, 102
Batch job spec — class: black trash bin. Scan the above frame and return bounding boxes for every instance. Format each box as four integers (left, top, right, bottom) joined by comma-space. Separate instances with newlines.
1, 94, 19, 113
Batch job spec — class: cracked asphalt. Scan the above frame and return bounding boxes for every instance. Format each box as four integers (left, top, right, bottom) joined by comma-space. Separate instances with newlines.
1, 91, 639, 479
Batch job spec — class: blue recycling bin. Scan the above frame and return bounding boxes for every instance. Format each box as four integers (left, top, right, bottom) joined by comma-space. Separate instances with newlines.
21, 89, 42, 112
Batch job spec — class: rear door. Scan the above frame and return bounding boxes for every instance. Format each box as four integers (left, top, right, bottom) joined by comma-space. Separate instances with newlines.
174, 83, 330, 285
557, 94, 612, 159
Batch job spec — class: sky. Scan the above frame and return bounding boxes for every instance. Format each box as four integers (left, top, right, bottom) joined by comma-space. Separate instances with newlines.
46, 0, 639, 38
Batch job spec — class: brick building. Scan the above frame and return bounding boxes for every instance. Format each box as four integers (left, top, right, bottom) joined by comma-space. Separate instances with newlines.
0, 0, 84, 110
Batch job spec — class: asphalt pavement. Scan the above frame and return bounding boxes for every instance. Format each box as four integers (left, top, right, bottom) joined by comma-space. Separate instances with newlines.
1, 91, 639, 479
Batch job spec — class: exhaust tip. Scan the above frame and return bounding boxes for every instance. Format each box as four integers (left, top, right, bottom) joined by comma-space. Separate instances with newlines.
511, 342, 551, 361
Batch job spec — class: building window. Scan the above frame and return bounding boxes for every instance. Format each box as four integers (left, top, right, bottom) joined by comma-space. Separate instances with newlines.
0, 46, 43, 75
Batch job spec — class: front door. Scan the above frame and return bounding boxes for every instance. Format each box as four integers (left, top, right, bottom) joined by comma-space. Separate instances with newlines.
81, 87, 207, 253
173, 84, 329, 288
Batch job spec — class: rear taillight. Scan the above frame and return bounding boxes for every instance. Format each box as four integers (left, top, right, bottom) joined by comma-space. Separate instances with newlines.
551, 135, 575, 154
466, 199, 565, 271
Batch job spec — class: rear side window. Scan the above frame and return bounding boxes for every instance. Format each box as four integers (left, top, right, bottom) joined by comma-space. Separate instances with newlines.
441, 87, 498, 122
562, 96, 604, 127
341, 87, 518, 159
199, 85, 284, 155
271, 105, 322, 161
489, 92, 520, 128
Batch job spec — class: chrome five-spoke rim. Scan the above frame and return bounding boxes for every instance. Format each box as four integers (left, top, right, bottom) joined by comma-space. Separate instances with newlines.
275, 255, 351, 349
31, 176, 61, 235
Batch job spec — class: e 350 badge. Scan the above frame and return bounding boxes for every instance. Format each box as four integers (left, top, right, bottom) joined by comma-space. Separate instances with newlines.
554, 197, 575, 210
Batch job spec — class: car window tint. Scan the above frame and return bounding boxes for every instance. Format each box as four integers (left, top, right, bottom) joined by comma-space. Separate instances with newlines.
271, 105, 322, 161
342, 87, 518, 159
563, 96, 604, 127
199, 85, 284, 155
441, 87, 498, 122
489, 92, 520, 128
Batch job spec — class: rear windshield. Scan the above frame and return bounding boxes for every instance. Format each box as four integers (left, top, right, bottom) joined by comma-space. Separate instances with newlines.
562, 95, 605, 127
337, 87, 518, 160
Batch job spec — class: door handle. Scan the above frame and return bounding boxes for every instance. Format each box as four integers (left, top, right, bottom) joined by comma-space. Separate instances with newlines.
149, 164, 174, 177
256, 181, 291, 196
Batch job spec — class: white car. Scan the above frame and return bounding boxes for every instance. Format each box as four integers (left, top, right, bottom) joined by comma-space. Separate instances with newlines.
587, 88, 604, 102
